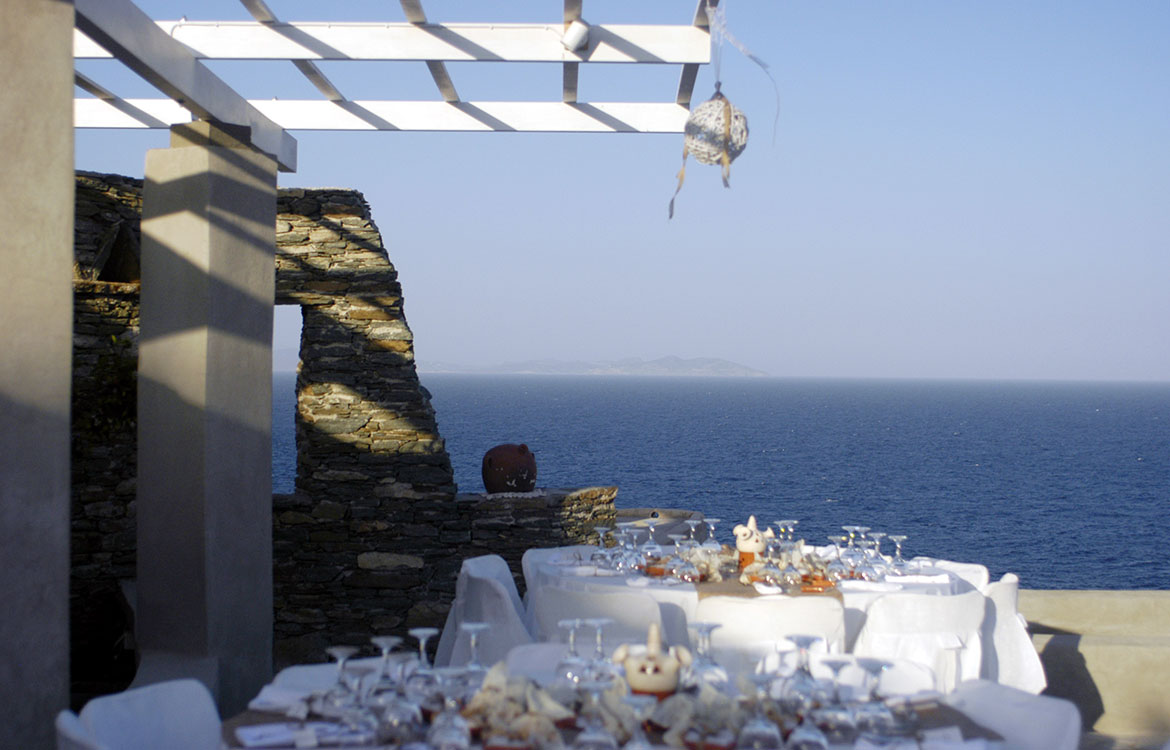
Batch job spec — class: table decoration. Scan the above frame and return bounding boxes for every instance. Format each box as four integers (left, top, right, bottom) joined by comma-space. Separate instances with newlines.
611, 623, 693, 700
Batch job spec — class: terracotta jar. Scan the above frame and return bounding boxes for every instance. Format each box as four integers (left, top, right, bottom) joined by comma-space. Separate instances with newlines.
482, 443, 537, 494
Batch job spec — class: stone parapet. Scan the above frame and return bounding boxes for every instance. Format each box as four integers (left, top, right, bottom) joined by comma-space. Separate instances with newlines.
1020, 589, 1170, 741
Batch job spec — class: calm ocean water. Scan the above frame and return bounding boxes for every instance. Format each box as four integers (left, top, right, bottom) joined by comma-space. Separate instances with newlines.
273, 373, 1170, 590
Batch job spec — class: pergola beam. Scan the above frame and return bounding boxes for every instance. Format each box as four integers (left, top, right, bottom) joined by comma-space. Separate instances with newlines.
677, 0, 717, 107
399, 1, 459, 103
73, 22, 710, 65
76, 98, 690, 134
563, 0, 582, 103
73, 0, 296, 171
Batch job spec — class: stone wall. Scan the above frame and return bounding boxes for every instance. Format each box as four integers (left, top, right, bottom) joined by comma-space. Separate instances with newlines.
69, 173, 616, 676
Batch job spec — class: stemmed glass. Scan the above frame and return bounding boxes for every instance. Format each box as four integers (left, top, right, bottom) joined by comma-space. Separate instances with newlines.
888, 535, 912, 573
583, 617, 618, 681
785, 712, 829, 750
683, 622, 730, 693
369, 635, 404, 697
734, 672, 783, 750
321, 645, 360, 713
404, 627, 439, 710
552, 619, 589, 704
701, 518, 722, 551
620, 693, 657, 750
853, 658, 897, 737
573, 679, 619, 750
825, 535, 849, 582
427, 666, 471, 750
459, 621, 491, 695
842, 525, 862, 547
777, 635, 822, 717
812, 657, 857, 745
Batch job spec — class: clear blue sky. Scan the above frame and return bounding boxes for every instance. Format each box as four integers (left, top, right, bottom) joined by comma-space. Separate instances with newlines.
74, 1, 1170, 381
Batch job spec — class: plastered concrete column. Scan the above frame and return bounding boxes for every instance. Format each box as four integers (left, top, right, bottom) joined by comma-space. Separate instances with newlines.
135, 124, 277, 714
0, 1, 75, 747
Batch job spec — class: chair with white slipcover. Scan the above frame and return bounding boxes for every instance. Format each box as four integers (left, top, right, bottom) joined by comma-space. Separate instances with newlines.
435, 554, 533, 668
916, 557, 990, 592
521, 545, 597, 602
692, 595, 847, 680
945, 679, 1081, 750
853, 589, 987, 694
980, 572, 1047, 693
78, 678, 221, 750
529, 585, 674, 654
505, 641, 572, 686
56, 709, 103, 750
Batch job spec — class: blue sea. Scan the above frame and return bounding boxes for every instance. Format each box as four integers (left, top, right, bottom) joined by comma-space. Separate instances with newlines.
273, 373, 1170, 591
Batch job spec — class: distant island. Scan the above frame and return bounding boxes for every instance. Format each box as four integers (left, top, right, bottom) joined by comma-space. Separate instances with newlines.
417, 355, 769, 377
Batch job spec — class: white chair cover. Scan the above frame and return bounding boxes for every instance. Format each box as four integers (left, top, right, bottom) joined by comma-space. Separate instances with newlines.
945, 679, 1081, 750
56, 709, 104, 750
436, 554, 534, 668
693, 595, 846, 680
853, 589, 987, 694
980, 572, 1047, 693
917, 557, 990, 592
79, 678, 221, 750
529, 585, 668, 653
505, 642, 571, 686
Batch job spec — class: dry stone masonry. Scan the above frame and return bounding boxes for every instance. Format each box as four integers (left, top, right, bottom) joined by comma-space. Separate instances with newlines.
69, 172, 617, 678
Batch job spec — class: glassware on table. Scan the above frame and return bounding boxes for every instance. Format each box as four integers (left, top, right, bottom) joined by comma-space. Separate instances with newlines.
854, 539, 880, 581
785, 712, 829, 750
321, 645, 360, 712
459, 621, 491, 695
368, 635, 404, 699
685, 518, 703, 545
777, 635, 822, 716
824, 535, 849, 582
620, 693, 657, 750
404, 627, 440, 709
427, 666, 472, 750
682, 622, 731, 693
552, 619, 590, 705
853, 657, 897, 737
811, 656, 857, 745
583, 617, 619, 681
734, 672, 783, 750
573, 679, 619, 750
841, 525, 862, 547
888, 535, 912, 573
701, 517, 722, 551
777, 519, 799, 543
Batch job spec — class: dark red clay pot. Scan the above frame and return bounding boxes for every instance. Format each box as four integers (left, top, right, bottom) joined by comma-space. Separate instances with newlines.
482, 443, 537, 494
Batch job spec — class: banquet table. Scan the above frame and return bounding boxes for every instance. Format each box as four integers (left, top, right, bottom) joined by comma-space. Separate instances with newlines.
523, 545, 972, 650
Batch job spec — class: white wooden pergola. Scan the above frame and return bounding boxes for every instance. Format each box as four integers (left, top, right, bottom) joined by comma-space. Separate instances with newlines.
73, 0, 717, 171
1, 2, 721, 746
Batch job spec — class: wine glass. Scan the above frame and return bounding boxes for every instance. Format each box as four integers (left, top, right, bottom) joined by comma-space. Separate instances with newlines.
812, 656, 857, 745
573, 679, 619, 750
459, 621, 491, 695
552, 619, 589, 704
842, 525, 861, 547
701, 517, 722, 551
683, 622, 731, 693
427, 666, 472, 750
321, 645, 360, 712
853, 657, 896, 737
368, 635, 404, 698
583, 617, 618, 681
621, 693, 657, 750
734, 672, 783, 750
404, 627, 439, 709
785, 712, 829, 750
888, 535, 912, 573
778, 635, 822, 716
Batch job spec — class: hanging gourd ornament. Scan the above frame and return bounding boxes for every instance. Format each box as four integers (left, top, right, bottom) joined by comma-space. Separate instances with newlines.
668, 84, 749, 219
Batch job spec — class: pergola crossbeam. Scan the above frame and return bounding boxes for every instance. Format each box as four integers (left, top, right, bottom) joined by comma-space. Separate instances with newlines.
76, 98, 690, 134
399, 1, 459, 103
73, 0, 296, 170
73, 22, 710, 65
677, 0, 717, 106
